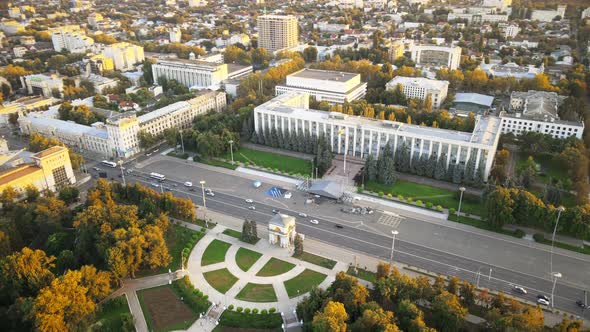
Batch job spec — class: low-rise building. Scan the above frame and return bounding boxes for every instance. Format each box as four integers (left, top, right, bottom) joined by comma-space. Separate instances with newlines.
254, 93, 501, 179
152, 58, 229, 89
0, 146, 76, 194
500, 90, 583, 139
275, 69, 367, 104
0, 96, 59, 125
411, 45, 462, 70
479, 62, 543, 80
531, 5, 566, 22
386, 76, 449, 108
21, 74, 64, 98
452, 93, 494, 114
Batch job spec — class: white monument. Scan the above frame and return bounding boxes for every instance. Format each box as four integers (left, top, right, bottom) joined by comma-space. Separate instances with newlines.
268, 214, 296, 248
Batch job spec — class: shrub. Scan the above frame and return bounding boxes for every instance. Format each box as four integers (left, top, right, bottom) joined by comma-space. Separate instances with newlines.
436, 205, 443, 211
448, 208, 456, 215
244, 308, 251, 314
426, 202, 433, 209
252, 308, 259, 314
513, 229, 525, 238
269, 308, 276, 313
237, 307, 243, 313
407, 197, 413, 202
378, 191, 384, 197
228, 304, 234, 311
357, 187, 363, 193
261, 309, 268, 315
397, 194, 404, 200
415, 200, 423, 206
245, 162, 250, 166
533, 233, 545, 242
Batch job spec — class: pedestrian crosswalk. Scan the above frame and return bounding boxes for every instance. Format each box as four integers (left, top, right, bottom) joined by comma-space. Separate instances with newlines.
377, 212, 404, 228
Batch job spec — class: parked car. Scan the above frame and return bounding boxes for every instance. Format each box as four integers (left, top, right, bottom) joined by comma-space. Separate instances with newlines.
512, 286, 527, 295
248, 206, 256, 210
537, 298, 550, 306
335, 224, 344, 229
298, 213, 308, 217
245, 199, 253, 203
272, 209, 280, 214
537, 295, 550, 302
576, 300, 587, 308
309, 219, 319, 225
206, 191, 215, 197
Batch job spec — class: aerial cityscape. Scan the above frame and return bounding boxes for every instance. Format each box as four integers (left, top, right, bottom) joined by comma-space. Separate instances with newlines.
0, 0, 589, 331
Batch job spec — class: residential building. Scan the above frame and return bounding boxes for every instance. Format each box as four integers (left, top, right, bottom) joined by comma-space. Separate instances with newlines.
386, 77, 449, 108
411, 45, 462, 70
531, 5, 566, 22
275, 69, 367, 104
77, 74, 118, 94
503, 24, 520, 38
88, 12, 103, 27
0, 20, 25, 35
188, 0, 208, 6
482, 0, 512, 10
152, 58, 229, 89
88, 54, 115, 74
0, 146, 76, 194
0, 96, 59, 125
21, 74, 64, 98
50, 25, 94, 53
254, 93, 501, 179
137, 90, 226, 136
313, 22, 350, 33
102, 42, 145, 72
582, 7, 590, 19
447, 12, 509, 24
364, 0, 387, 9
13, 46, 27, 58
169, 27, 182, 43
337, 0, 364, 9
500, 90, 582, 139
479, 62, 543, 80
257, 15, 299, 53
18, 91, 226, 158
388, 39, 405, 63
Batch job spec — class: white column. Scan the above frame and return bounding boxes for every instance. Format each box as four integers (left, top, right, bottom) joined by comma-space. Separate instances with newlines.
337, 126, 342, 154
368, 130, 373, 155
254, 111, 259, 132
288, 117, 292, 134
315, 121, 319, 137
360, 130, 365, 158
393, 135, 398, 157
330, 124, 335, 152
484, 149, 494, 179
376, 132, 381, 158
475, 148, 482, 169
353, 128, 357, 156
410, 137, 415, 162
446, 144, 452, 168
455, 146, 461, 165
437, 142, 442, 160
345, 128, 350, 155
465, 147, 472, 163
428, 140, 433, 157
419, 139, 424, 158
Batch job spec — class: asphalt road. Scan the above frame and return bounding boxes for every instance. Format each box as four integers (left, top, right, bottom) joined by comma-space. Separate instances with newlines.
90, 159, 590, 318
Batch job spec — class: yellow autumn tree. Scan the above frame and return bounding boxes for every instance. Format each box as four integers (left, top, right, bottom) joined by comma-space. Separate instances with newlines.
1, 247, 55, 299
79, 265, 112, 302
312, 301, 348, 332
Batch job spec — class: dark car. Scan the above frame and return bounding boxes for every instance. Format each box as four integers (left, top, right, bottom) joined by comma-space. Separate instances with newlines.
576, 300, 587, 308
272, 209, 280, 214
335, 224, 344, 229
537, 295, 550, 302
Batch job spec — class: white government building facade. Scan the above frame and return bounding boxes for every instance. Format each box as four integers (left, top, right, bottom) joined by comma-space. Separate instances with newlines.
152, 58, 229, 89
275, 69, 367, 104
410, 45, 462, 70
255, 93, 502, 178
19, 90, 226, 158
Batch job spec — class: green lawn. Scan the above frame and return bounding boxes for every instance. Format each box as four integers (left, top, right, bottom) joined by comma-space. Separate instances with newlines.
346, 266, 377, 283
235, 247, 263, 272
225, 147, 312, 176
92, 296, 134, 332
195, 219, 216, 229
203, 268, 239, 294
222, 228, 242, 239
517, 154, 569, 188
201, 240, 232, 266
534, 234, 590, 255
217, 310, 283, 331
137, 284, 197, 332
447, 214, 524, 238
365, 180, 485, 216
236, 283, 278, 302
256, 257, 296, 276
284, 269, 327, 298
294, 252, 337, 270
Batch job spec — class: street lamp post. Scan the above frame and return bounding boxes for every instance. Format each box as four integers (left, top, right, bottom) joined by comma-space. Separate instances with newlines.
228, 140, 234, 164
551, 272, 562, 308
200, 180, 208, 227
457, 187, 466, 215
550, 206, 565, 275
179, 130, 185, 154
389, 230, 399, 263
119, 160, 126, 186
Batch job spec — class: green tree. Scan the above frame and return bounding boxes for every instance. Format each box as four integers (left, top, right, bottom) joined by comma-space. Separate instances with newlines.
294, 234, 304, 256
486, 187, 515, 228
303, 46, 318, 62
431, 291, 467, 332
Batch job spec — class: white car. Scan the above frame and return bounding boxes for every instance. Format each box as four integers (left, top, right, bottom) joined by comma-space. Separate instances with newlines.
206, 191, 215, 197
92, 167, 101, 171
184, 181, 193, 187
537, 298, 549, 306
245, 199, 253, 203
298, 213, 308, 218
248, 206, 256, 210
151, 183, 160, 188
309, 219, 319, 225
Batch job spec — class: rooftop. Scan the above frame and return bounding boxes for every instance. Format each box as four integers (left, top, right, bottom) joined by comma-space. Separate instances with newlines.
289, 69, 359, 82
454, 93, 494, 107
32, 146, 66, 159
23, 114, 108, 139
155, 58, 224, 68
0, 164, 41, 186
386, 76, 449, 91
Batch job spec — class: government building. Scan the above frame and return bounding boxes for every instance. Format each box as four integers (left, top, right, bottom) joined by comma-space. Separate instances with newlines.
152, 58, 229, 89
275, 69, 367, 104
410, 45, 462, 70
254, 93, 502, 179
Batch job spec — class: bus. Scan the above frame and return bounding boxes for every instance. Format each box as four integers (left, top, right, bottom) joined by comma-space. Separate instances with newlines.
101, 160, 117, 168
150, 172, 166, 181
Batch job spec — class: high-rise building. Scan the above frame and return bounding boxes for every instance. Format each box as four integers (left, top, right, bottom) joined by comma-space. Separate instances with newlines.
257, 15, 298, 53
102, 42, 145, 72
169, 27, 182, 43
388, 39, 405, 63
50, 25, 94, 53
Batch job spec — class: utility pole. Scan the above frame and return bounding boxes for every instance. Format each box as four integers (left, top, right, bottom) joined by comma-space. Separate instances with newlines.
228, 140, 234, 164
119, 160, 126, 186
389, 230, 399, 263
180, 130, 185, 154
200, 180, 208, 227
